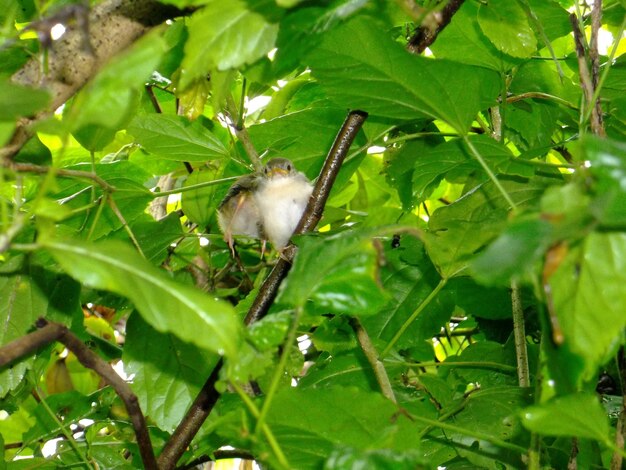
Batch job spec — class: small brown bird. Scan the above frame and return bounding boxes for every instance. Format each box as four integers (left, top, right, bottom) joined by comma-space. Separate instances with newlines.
217, 158, 313, 254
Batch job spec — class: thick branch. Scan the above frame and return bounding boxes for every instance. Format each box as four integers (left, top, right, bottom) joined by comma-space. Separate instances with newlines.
407, 0, 466, 54
0, 322, 64, 367
0, 319, 157, 470
4, 0, 181, 161
157, 110, 368, 470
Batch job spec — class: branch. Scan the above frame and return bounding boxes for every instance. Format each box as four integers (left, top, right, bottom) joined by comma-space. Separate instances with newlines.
569, 12, 605, 136
0, 319, 157, 470
4, 0, 181, 161
156, 110, 368, 470
511, 281, 530, 387
349, 317, 397, 403
406, 0, 466, 54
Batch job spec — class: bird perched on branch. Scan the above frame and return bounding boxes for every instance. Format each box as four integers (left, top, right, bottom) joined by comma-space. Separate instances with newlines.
217, 158, 313, 254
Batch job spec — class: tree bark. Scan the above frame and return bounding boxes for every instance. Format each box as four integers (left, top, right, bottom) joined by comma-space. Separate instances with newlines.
4, 0, 180, 160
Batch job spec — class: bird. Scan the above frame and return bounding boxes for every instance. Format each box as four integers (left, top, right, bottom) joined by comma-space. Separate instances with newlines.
217, 158, 313, 254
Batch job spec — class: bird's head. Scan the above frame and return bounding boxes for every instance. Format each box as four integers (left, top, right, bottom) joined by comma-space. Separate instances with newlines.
262, 158, 296, 179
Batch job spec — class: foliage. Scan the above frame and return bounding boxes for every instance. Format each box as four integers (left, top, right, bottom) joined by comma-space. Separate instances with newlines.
1, 0, 626, 468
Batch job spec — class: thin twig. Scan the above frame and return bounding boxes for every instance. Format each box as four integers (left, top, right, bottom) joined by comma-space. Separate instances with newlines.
107, 196, 146, 258
226, 94, 262, 172
6, 162, 115, 192
511, 281, 530, 388
350, 317, 397, 403
0, 319, 157, 470
156, 111, 368, 470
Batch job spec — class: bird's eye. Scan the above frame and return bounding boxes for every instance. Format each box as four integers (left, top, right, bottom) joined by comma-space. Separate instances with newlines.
286, 164, 292, 171
264, 167, 269, 175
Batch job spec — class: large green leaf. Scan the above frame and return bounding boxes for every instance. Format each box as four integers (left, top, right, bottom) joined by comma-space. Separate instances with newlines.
42, 238, 241, 358
123, 314, 218, 432
470, 218, 553, 285
521, 393, 610, 442
402, 135, 532, 204
265, 386, 412, 469
424, 178, 547, 278
0, 274, 45, 397
478, 0, 537, 58
429, 1, 520, 71
181, 0, 278, 88
279, 230, 387, 314
362, 238, 453, 351
128, 114, 228, 161
550, 232, 626, 380
583, 136, 626, 226
307, 16, 500, 132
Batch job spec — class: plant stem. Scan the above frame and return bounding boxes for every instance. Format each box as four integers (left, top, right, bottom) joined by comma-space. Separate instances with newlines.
462, 135, 518, 212
350, 317, 397, 403
151, 175, 238, 198
388, 359, 516, 373
407, 411, 527, 454
381, 277, 448, 358
511, 281, 530, 387
35, 385, 94, 469
230, 381, 290, 469
255, 307, 303, 434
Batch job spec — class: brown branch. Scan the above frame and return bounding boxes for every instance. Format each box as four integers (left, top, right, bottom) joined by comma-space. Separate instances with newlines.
0, 319, 157, 469
406, 0, 466, 54
589, 0, 605, 135
156, 110, 368, 470
0, 322, 65, 367
3, 0, 182, 162
349, 317, 397, 403
569, 12, 605, 137
5, 162, 115, 192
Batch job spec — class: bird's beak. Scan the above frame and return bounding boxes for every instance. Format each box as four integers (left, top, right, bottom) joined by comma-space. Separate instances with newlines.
268, 167, 290, 177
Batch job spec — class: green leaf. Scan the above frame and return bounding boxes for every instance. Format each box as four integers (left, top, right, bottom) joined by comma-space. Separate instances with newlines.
445, 278, 512, 320
123, 313, 218, 432
583, 136, 626, 226
478, 0, 537, 58
128, 114, 228, 161
324, 447, 427, 470
424, 178, 547, 277
550, 232, 626, 380
180, 166, 223, 227
454, 386, 531, 440
279, 230, 387, 314
430, 1, 520, 71
0, 274, 43, 397
470, 218, 553, 285
362, 239, 453, 350
66, 30, 166, 146
307, 16, 500, 132
525, 0, 572, 42
42, 238, 241, 358
521, 393, 610, 441
248, 107, 364, 180
181, 0, 278, 87
406, 135, 532, 204
266, 386, 411, 469
0, 78, 50, 121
